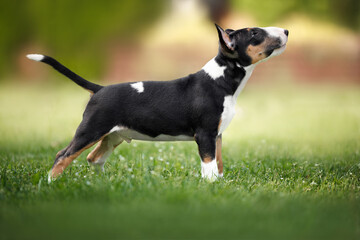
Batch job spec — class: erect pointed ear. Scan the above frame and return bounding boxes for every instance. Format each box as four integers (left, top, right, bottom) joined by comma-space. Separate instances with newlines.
225, 29, 234, 34
215, 24, 235, 52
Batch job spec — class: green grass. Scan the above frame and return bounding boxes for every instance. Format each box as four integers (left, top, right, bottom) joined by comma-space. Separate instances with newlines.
0, 82, 359, 240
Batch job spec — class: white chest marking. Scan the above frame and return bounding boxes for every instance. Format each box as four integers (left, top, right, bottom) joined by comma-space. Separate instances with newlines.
218, 65, 255, 134
202, 58, 226, 80
218, 96, 236, 135
234, 65, 254, 98
130, 82, 144, 93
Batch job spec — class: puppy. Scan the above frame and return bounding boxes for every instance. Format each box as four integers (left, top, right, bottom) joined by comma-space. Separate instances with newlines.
27, 24, 288, 181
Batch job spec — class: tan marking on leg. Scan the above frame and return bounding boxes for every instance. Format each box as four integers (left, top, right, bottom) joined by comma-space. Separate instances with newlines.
218, 119, 222, 133
216, 135, 223, 175
51, 142, 96, 178
87, 140, 105, 163
51, 132, 111, 178
55, 149, 65, 158
87, 137, 123, 164
202, 155, 213, 163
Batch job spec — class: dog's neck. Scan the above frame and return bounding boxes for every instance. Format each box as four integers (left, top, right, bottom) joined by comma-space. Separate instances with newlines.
201, 52, 255, 98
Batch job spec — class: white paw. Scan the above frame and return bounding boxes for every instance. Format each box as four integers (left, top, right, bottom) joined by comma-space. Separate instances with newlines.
201, 159, 219, 182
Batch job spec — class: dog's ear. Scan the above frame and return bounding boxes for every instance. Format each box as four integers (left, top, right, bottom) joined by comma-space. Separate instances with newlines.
215, 24, 235, 52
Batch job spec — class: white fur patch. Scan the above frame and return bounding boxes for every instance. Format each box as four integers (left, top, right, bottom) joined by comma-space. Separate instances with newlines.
270, 45, 286, 58
261, 27, 287, 43
218, 96, 236, 134
109, 126, 123, 133
202, 58, 226, 80
234, 65, 255, 98
201, 159, 218, 181
109, 126, 131, 143
130, 82, 144, 93
218, 65, 255, 135
26, 54, 44, 62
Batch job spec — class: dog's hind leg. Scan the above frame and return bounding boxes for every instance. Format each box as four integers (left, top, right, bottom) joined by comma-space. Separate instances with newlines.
87, 132, 124, 172
50, 121, 111, 179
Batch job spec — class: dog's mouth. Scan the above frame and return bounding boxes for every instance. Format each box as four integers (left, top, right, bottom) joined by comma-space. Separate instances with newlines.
278, 44, 287, 50
273, 40, 287, 50
269, 43, 286, 57
265, 42, 287, 58
268, 36, 287, 51
272, 39, 288, 51
266, 43, 286, 53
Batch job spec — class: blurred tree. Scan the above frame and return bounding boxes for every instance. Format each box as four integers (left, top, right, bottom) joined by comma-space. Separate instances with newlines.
0, 0, 166, 80
201, 0, 230, 23
0, 0, 358, 80
231, 0, 359, 30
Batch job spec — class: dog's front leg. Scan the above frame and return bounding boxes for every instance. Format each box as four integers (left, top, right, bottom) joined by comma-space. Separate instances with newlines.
216, 135, 223, 177
195, 131, 218, 181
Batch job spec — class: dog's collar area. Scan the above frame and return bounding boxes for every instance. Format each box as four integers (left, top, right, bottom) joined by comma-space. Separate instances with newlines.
202, 58, 226, 80
215, 53, 251, 71
202, 56, 249, 84
216, 49, 252, 68
201, 55, 250, 96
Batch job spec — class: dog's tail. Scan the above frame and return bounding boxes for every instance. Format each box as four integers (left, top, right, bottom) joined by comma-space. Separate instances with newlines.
26, 54, 103, 94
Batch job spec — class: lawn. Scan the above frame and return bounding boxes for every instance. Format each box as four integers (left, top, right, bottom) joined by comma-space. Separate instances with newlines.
0, 82, 359, 240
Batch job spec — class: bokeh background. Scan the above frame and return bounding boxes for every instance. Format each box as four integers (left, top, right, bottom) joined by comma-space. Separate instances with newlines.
1, 0, 359, 147
2, 0, 359, 84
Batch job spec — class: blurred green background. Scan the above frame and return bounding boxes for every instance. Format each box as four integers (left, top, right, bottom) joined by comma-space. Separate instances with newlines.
0, 1, 360, 240
1, 0, 359, 83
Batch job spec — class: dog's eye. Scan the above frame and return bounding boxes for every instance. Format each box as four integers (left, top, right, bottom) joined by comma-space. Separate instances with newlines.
251, 30, 258, 38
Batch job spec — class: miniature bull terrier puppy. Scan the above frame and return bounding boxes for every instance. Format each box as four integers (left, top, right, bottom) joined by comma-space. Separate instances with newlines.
27, 24, 288, 182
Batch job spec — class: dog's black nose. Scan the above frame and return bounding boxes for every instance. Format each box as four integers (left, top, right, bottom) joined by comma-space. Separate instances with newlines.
284, 29, 289, 36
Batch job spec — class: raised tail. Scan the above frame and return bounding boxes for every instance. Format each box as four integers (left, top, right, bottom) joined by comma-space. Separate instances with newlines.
26, 54, 103, 94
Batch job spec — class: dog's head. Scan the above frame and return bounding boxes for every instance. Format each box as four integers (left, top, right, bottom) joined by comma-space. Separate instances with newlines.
215, 24, 288, 66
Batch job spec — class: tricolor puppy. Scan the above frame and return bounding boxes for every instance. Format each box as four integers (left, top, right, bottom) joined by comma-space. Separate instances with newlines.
27, 24, 288, 181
